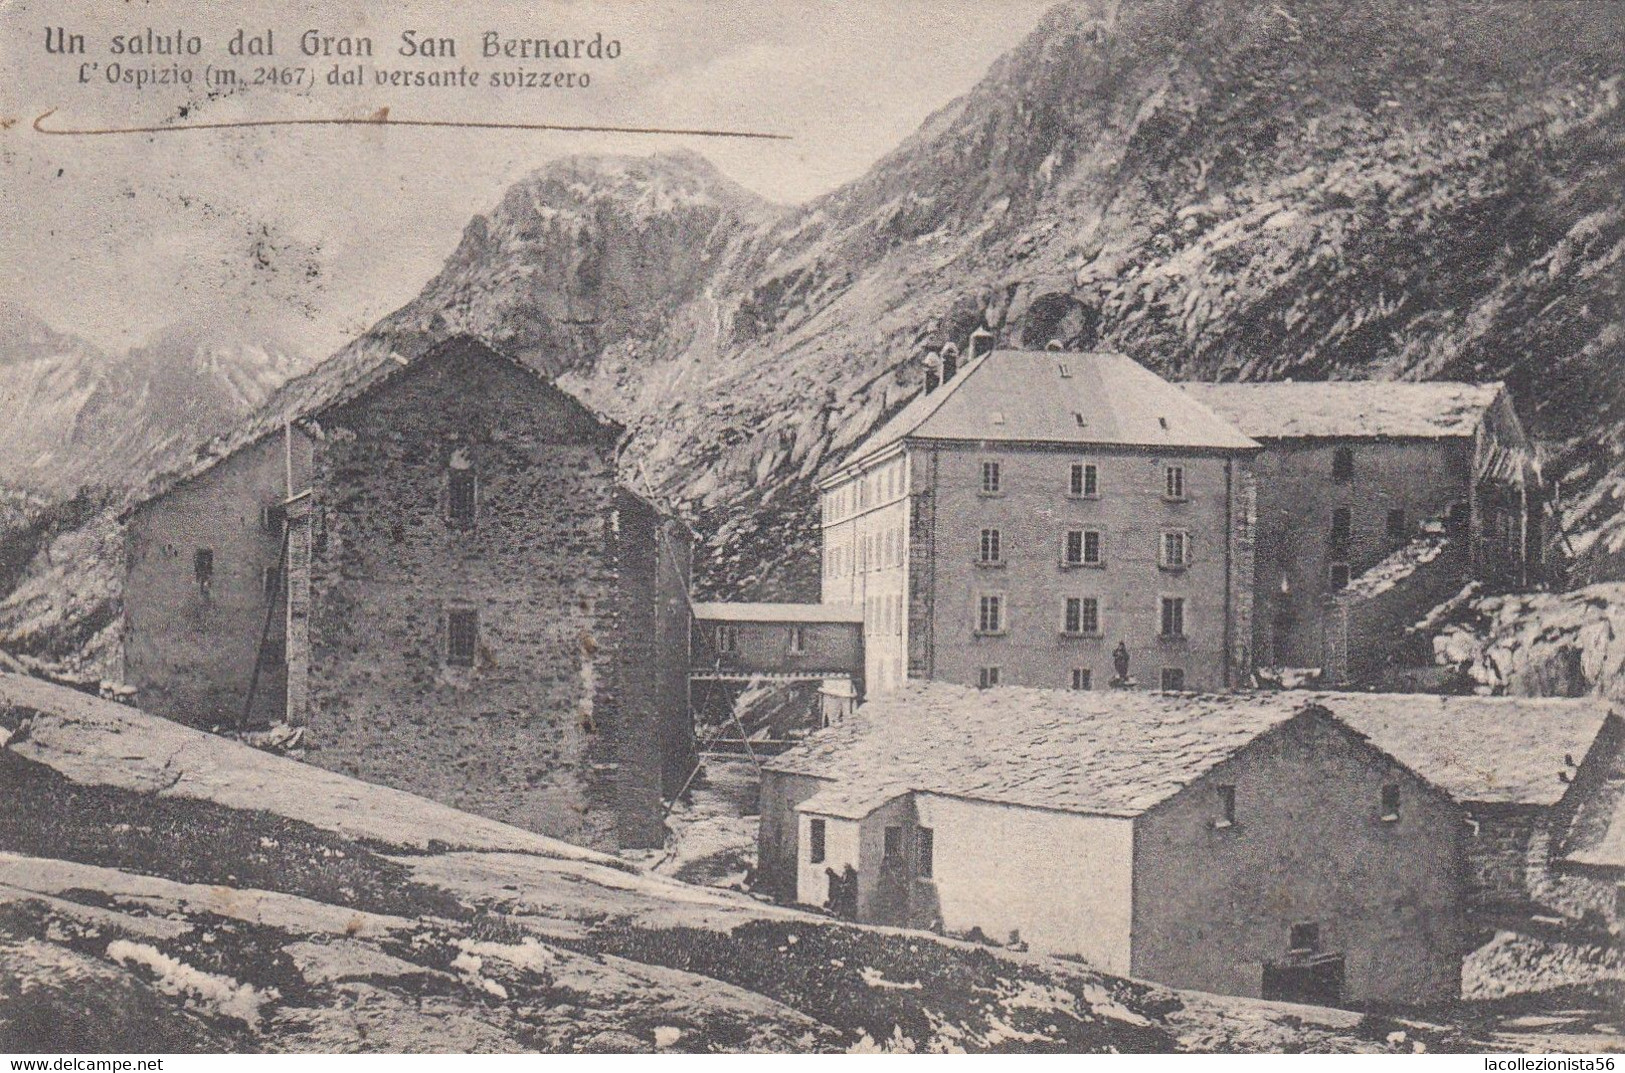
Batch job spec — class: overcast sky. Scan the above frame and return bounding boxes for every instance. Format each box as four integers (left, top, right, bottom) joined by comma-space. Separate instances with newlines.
1, 0, 1055, 355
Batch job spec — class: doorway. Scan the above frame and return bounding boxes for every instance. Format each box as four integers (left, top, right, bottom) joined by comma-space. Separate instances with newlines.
1262, 953, 1345, 1006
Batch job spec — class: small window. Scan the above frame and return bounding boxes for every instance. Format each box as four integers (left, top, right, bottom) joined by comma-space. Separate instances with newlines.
1161, 530, 1190, 569
917, 827, 934, 878
1289, 922, 1320, 954
979, 528, 1002, 564
262, 564, 281, 599
981, 461, 1001, 494
1160, 597, 1185, 639
1069, 462, 1099, 497
1387, 508, 1408, 547
260, 503, 287, 532
716, 624, 738, 654
447, 609, 479, 668
1065, 528, 1103, 566
977, 595, 1002, 634
978, 666, 1001, 689
809, 818, 826, 864
1332, 446, 1354, 483
1381, 783, 1401, 822
1215, 784, 1237, 828
788, 625, 805, 655
1164, 465, 1186, 501
1160, 667, 1186, 691
1071, 668, 1092, 691
883, 825, 903, 865
194, 548, 214, 593
1329, 562, 1351, 590
1064, 597, 1100, 636
1330, 507, 1351, 557
448, 466, 477, 525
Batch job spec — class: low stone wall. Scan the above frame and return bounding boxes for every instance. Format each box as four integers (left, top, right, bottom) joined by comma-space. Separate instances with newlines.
1323, 535, 1466, 685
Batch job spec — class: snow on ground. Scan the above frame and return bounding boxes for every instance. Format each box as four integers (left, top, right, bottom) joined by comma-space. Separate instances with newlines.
645, 755, 761, 888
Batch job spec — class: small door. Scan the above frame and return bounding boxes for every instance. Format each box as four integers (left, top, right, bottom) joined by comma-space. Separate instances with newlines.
1262, 953, 1345, 1007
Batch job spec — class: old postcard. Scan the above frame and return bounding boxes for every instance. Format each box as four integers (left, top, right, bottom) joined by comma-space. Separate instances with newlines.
2, 0, 1623, 1058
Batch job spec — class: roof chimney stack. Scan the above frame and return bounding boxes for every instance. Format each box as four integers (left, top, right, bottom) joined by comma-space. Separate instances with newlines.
921, 348, 943, 394
940, 342, 960, 383
969, 325, 996, 361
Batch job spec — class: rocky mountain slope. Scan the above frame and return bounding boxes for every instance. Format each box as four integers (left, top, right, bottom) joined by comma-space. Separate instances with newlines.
4, 673, 1505, 1054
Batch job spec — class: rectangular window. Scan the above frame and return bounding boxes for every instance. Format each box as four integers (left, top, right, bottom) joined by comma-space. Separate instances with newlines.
1160, 667, 1186, 691
1330, 507, 1351, 557
1071, 668, 1092, 691
1381, 783, 1401, 822
1064, 596, 1100, 636
981, 460, 1001, 494
1065, 528, 1103, 566
979, 528, 1002, 564
978, 666, 1001, 689
1164, 465, 1186, 501
1387, 508, 1407, 547
448, 466, 477, 525
716, 624, 738, 654
917, 827, 934, 878
260, 503, 287, 532
1160, 597, 1185, 639
977, 595, 1002, 634
788, 625, 805, 655
1161, 530, 1190, 568
883, 825, 903, 865
194, 548, 214, 593
447, 609, 479, 668
1070, 463, 1099, 497
1332, 446, 1354, 483
1215, 784, 1237, 828
1290, 922, 1320, 954
1329, 562, 1351, 590
809, 818, 826, 864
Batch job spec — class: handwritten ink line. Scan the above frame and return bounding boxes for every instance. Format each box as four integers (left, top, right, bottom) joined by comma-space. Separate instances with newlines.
31, 109, 790, 141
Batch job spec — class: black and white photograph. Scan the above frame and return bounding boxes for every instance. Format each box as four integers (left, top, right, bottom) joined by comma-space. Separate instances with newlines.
2, 0, 1624, 1058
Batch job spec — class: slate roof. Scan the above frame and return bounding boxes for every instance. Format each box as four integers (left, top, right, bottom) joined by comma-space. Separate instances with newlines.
132, 334, 622, 510
690, 602, 864, 624
1180, 381, 1505, 440
1560, 774, 1625, 869
841, 350, 1258, 471
765, 683, 1614, 818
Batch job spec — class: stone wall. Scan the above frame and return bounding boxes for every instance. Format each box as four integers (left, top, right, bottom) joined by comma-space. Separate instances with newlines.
1323, 535, 1467, 686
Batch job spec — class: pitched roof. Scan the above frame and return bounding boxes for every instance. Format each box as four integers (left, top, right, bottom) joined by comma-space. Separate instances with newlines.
765, 683, 1614, 817
690, 602, 864, 624
840, 350, 1258, 471
1559, 773, 1625, 869
1180, 381, 1504, 440
132, 334, 622, 510
765, 684, 1316, 818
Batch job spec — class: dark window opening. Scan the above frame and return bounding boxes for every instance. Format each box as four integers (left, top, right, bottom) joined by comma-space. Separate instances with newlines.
1387, 509, 1407, 547
448, 466, 477, 525
1165, 465, 1186, 500
1381, 783, 1401, 822
978, 666, 1000, 689
883, 825, 903, 865
261, 503, 287, 532
809, 819, 826, 864
1332, 447, 1354, 483
448, 609, 479, 667
1160, 597, 1185, 639
981, 461, 1001, 494
1329, 562, 1351, 590
788, 625, 805, 654
1071, 463, 1099, 497
1330, 508, 1352, 557
1161, 667, 1186, 691
716, 624, 738, 654
1215, 784, 1236, 828
1290, 922, 1321, 954
917, 827, 934, 878
979, 528, 1002, 563
1071, 668, 1092, 691
194, 548, 214, 593
977, 595, 1002, 634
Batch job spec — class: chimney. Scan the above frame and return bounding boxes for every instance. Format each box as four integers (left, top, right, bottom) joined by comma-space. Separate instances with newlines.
940, 342, 960, 382
921, 348, 943, 394
969, 325, 996, 361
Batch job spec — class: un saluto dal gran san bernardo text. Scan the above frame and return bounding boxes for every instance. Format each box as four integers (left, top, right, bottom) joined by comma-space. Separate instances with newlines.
41, 26, 620, 92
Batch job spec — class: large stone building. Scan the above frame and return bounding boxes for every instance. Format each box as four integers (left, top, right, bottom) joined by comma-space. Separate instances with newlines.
124, 335, 692, 850
819, 347, 1260, 695
1183, 381, 1541, 670
759, 683, 1621, 1006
